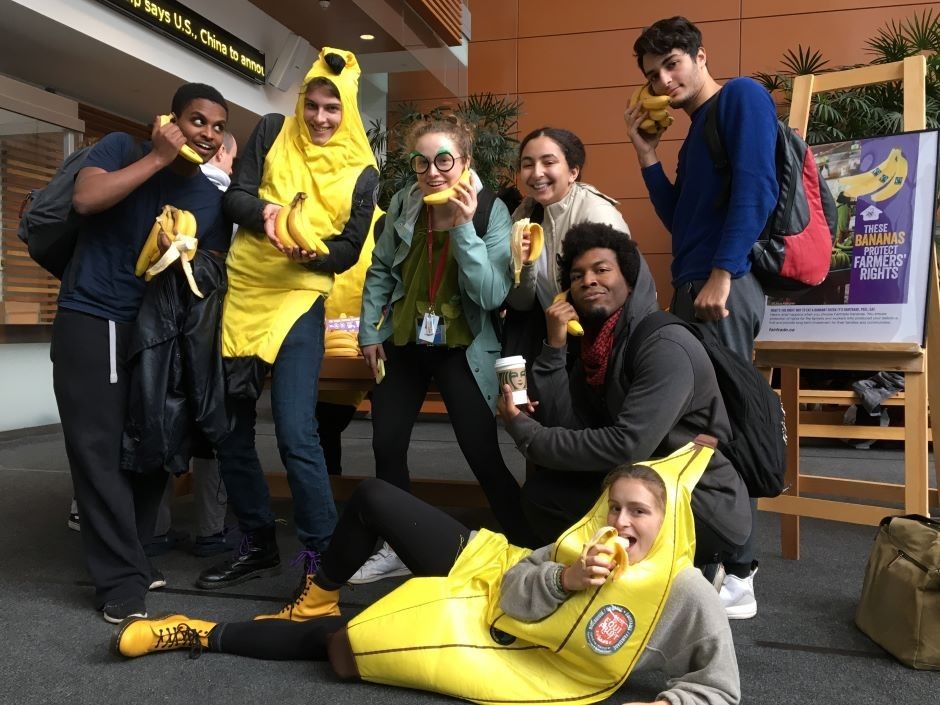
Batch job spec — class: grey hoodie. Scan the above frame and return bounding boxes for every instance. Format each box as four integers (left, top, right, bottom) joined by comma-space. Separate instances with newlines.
505, 256, 751, 551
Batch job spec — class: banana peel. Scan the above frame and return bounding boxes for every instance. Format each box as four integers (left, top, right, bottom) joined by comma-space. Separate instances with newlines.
275, 192, 330, 255
628, 85, 673, 135
581, 526, 631, 581
139, 205, 203, 298
552, 290, 584, 336
510, 219, 545, 285
157, 114, 204, 164
423, 169, 471, 205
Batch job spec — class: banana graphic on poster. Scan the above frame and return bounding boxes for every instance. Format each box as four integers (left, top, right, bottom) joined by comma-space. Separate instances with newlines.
870, 151, 909, 202
838, 148, 905, 198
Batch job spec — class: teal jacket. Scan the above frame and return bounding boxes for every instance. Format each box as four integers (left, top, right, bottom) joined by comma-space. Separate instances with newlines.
359, 175, 512, 412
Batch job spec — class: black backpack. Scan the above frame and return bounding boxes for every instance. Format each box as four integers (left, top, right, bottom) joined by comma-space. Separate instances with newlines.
17, 142, 142, 279
624, 310, 787, 498
704, 90, 837, 297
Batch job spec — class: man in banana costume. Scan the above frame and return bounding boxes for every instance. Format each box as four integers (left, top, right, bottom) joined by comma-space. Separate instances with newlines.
497, 223, 751, 591
624, 16, 777, 619
113, 443, 740, 705
55, 83, 231, 623
197, 49, 380, 594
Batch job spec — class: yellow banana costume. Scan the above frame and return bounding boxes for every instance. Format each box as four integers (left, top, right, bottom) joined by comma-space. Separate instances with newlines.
222, 48, 377, 364
344, 436, 713, 704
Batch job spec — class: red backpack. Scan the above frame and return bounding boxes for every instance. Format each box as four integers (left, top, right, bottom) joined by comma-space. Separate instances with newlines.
704, 92, 837, 297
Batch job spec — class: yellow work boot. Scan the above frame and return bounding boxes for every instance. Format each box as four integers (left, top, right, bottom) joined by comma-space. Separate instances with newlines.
254, 573, 340, 622
111, 614, 215, 658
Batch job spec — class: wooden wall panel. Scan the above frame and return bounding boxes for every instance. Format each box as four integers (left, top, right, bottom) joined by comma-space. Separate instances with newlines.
389, 71, 456, 105
517, 0, 740, 37
468, 40, 518, 95
469, 0, 518, 41
741, 5, 940, 75
619, 199, 672, 255
742, 0, 937, 17
582, 140, 681, 201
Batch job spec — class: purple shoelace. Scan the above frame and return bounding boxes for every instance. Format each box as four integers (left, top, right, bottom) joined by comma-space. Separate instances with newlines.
290, 549, 322, 575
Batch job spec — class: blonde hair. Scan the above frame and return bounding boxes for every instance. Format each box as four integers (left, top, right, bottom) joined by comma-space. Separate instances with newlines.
405, 115, 474, 160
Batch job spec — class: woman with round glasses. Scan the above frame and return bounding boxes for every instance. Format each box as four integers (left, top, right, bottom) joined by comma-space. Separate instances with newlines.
502, 127, 631, 362
353, 116, 535, 582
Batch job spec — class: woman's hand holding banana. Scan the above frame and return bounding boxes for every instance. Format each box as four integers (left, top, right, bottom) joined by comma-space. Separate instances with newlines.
429, 178, 477, 230
561, 543, 615, 591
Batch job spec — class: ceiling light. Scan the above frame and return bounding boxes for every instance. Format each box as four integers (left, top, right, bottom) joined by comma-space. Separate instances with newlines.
360, 34, 375, 41
318, 0, 330, 8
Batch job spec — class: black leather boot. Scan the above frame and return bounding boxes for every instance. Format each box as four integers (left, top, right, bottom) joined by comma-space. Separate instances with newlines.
195, 524, 280, 589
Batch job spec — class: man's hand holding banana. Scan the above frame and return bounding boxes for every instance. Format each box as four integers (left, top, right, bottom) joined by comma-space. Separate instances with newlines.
150, 114, 190, 168
545, 296, 580, 348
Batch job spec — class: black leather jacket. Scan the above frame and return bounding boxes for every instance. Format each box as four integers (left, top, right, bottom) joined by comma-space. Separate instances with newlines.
121, 250, 230, 475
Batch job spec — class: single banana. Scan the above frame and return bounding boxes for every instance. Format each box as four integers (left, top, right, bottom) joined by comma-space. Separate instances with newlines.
552, 290, 584, 337
647, 109, 669, 121
375, 358, 386, 384
157, 114, 204, 164
580, 526, 631, 581
423, 169, 472, 205
870, 152, 908, 202
135, 216, 163, 277
285, 192, 331, 255
274, 201, 299, 249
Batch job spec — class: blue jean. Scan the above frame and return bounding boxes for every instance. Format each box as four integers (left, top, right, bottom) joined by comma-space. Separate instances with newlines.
217, 299, 337, 551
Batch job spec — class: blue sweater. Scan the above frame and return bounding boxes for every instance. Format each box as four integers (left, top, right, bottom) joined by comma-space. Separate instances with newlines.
642, 77, 778, 287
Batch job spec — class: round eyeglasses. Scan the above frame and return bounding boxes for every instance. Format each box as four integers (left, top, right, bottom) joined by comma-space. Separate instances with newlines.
409, 151, 464, 174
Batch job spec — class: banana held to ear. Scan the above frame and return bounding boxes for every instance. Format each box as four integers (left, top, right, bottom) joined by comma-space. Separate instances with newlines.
423, 169, 472, 205
275, 192, 330, 255
628, 85, 673, 135
510, 218, 545, 285
552, 290, 584, 336
157, 114, 204, 164
142, 205, 203, 298
581, 526, 631, 581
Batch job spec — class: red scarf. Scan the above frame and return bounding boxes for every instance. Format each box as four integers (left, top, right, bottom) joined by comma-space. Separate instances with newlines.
581, 309, 623, 388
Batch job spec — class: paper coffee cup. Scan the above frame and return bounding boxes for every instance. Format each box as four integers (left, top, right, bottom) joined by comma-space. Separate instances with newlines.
494, 355, 528, 405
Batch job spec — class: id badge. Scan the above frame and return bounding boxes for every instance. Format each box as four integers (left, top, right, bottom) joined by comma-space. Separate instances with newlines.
416, 312, 446, 345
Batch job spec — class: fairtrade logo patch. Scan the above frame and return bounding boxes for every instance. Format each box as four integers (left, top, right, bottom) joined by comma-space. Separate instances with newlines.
586, 604, 635, 654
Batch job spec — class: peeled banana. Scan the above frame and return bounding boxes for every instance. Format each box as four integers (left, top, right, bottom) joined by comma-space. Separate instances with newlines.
580, 526, 631, 581
509, 218, 545, 285
157, 114, 204, 164
423, 169, 472, 206
137, 204, 203, 297
552, 290, 584, 337
275, 192, 330, 256
628, 84, 673, 136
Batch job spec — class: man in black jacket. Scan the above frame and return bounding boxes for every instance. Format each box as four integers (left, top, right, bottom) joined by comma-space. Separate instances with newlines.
498, 222, 751, 572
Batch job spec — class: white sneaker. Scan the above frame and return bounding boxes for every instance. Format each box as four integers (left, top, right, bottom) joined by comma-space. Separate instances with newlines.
347, 543, 411, 584
719, 566, 758, 619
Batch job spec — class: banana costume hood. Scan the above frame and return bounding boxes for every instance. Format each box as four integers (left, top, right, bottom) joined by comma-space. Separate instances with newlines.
223, 48, 377, 363
340, 437, 713, 704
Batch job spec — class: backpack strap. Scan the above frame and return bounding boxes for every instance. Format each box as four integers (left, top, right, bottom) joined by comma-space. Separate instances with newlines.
623, 310, 685, 378
472, 186, 497, 240
702, 90, 732, 209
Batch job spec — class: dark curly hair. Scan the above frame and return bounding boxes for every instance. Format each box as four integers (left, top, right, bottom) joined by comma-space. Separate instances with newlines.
171, 83, 228, 118
558, 222, 640, 291
633, 16, 703, 72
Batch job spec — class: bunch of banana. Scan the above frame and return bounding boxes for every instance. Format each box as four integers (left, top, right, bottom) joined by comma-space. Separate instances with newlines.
157, 114, 203, 164
580, 526, 631, 581
552, 290, 584, 336
324, 329, 360, 358
274, 192, 331, 255
830, 237, 853, 270
136, 205, 203, 297
628, 84, 673, 135
509, 218, 545, 285
423, 169, 471, 205
838, 148, 909, 201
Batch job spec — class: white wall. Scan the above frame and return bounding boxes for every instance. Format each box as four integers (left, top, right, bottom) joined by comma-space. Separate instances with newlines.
0, 344, 58, 431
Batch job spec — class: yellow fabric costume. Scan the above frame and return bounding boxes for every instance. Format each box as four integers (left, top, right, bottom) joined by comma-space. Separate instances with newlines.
222, 48, 377, 363
345, 437, 714, 704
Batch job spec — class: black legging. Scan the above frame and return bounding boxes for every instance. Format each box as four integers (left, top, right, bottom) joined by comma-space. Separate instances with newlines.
316, 401, 357, 476
370, 343, 537, 546
209, 479, 471, 660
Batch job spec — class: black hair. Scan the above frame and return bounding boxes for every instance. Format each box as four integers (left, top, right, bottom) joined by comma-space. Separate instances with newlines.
633, 16, 703, 72
558, 222, 640, 291
171, 83, 228, 117
603, 464, 667, 513
518, 126, 586, 174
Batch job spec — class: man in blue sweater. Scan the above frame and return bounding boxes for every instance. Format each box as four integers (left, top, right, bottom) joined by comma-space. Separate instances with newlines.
623, 16, 778, 620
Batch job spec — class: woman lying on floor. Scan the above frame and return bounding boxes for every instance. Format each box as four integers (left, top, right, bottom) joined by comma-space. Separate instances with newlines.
112, 428, 740, 705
